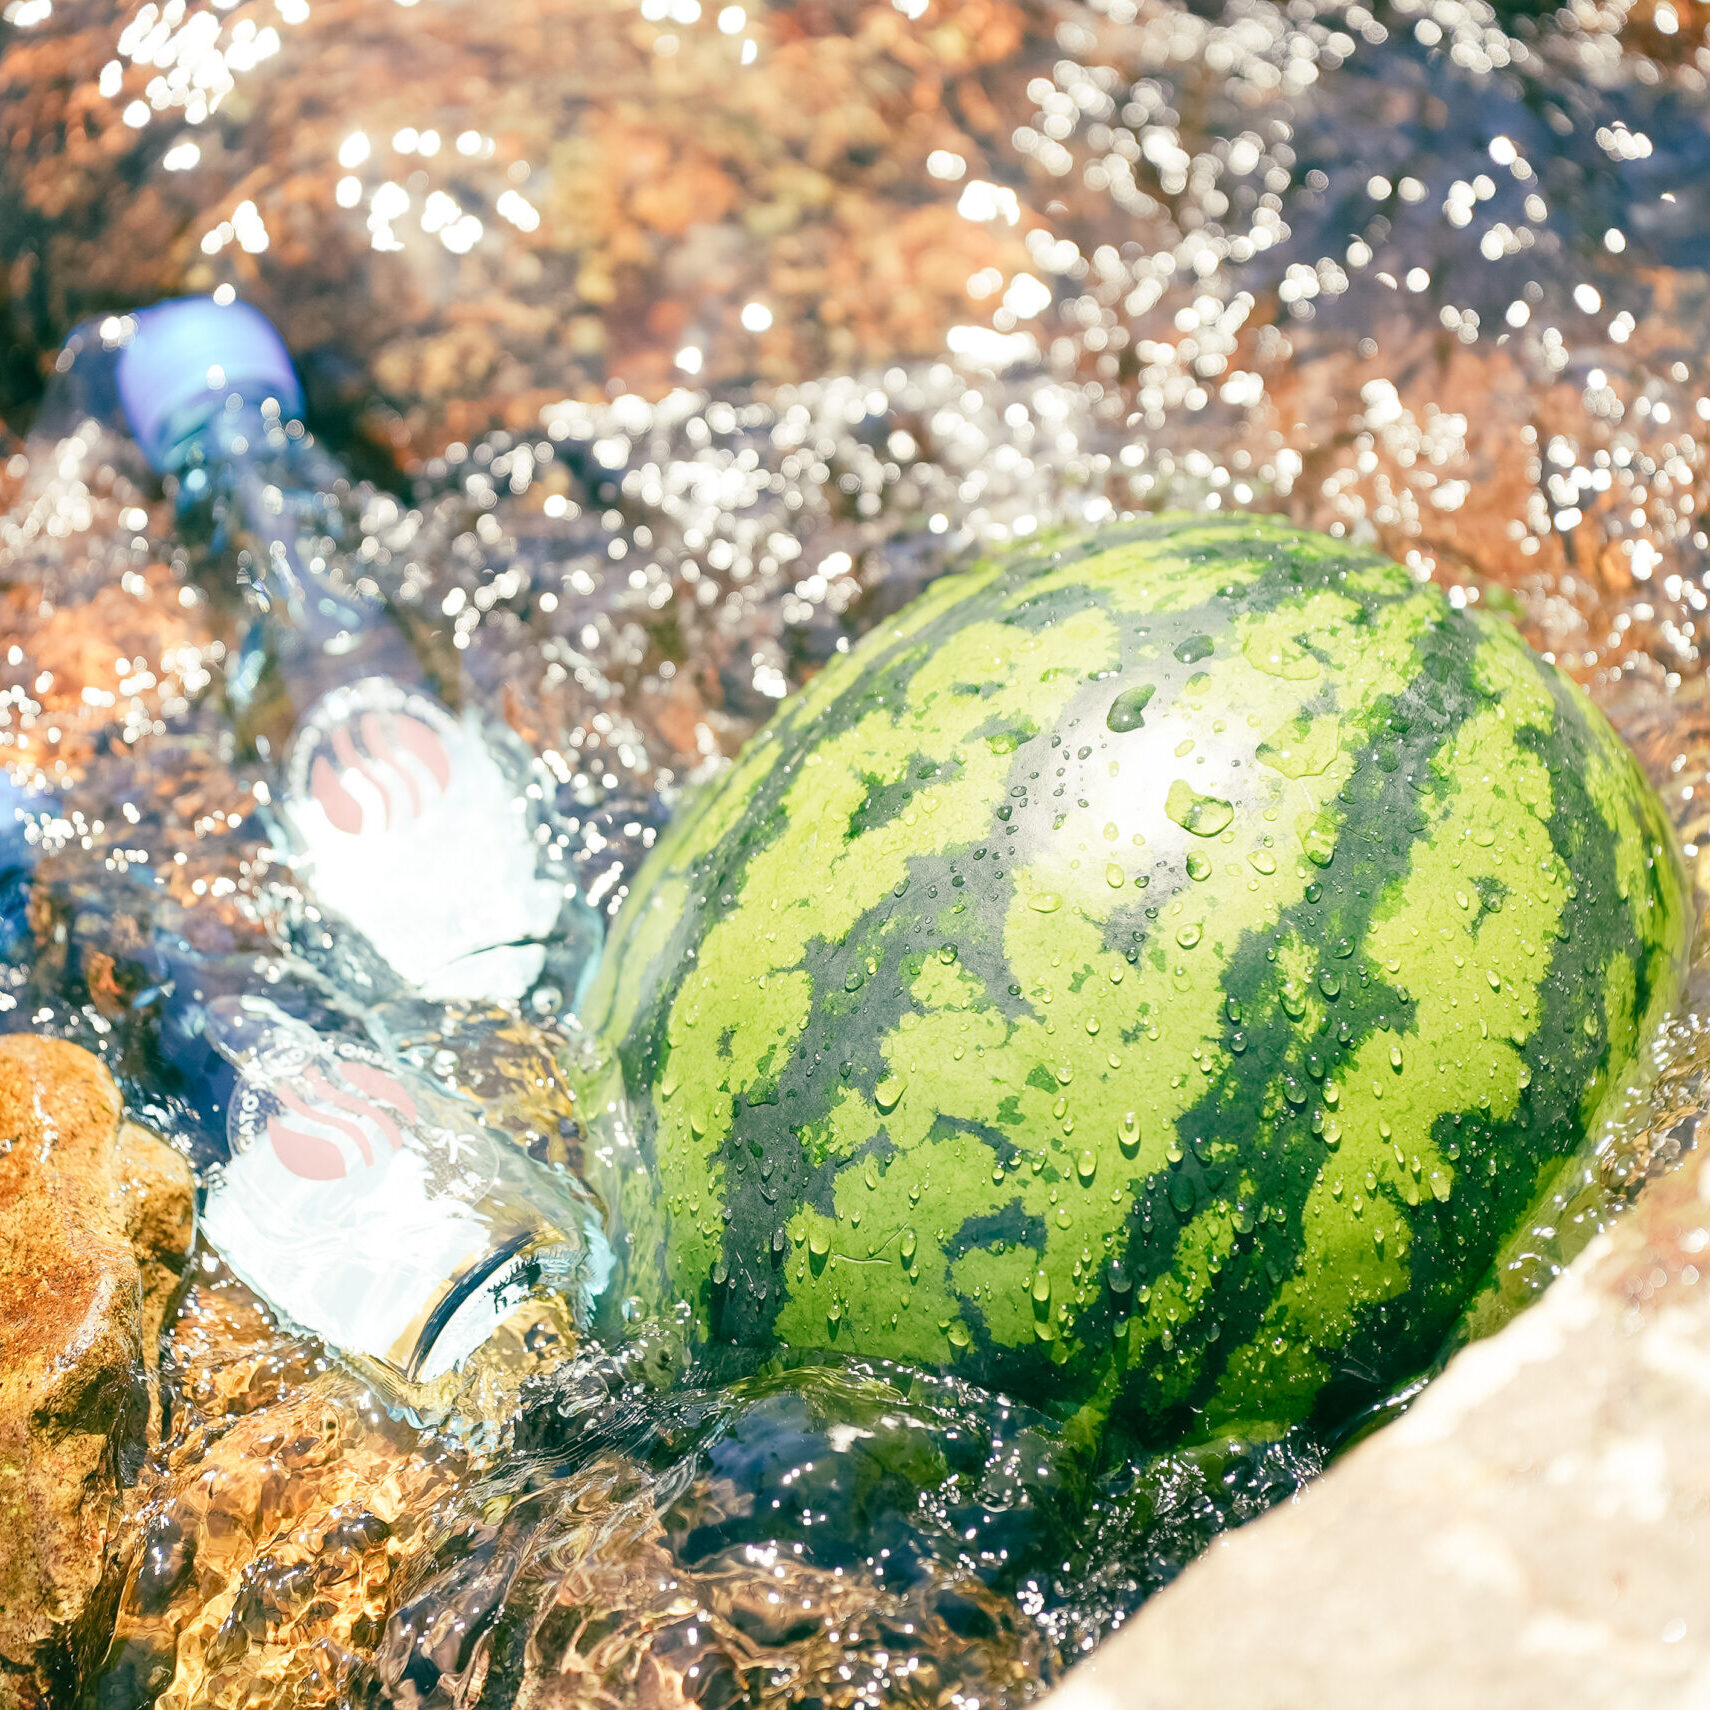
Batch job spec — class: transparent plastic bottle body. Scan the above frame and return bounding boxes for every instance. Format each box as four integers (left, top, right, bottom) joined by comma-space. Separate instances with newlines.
200, 995, 611, 1398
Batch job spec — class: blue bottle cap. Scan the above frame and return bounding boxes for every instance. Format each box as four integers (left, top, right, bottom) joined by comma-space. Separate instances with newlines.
115, 295, 305, 472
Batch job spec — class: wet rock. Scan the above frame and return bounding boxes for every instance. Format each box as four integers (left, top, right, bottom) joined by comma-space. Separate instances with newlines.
1045, 1105, 1710, 1710
0, 1036, 192, 1710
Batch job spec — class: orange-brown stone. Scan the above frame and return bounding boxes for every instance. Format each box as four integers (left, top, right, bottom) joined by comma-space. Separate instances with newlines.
0, 1037, 193, 1710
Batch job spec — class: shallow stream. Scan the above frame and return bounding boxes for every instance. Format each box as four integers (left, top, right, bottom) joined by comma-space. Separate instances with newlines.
6, 0, 1710, 1702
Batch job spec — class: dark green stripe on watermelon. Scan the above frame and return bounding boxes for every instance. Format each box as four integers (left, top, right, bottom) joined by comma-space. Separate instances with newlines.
581, 514, 1689, 1445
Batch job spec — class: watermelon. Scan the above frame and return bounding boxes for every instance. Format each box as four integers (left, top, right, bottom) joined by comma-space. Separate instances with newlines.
580, 513, 1689, 1445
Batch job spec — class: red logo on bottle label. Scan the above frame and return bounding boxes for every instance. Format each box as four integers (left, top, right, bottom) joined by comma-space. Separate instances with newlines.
305, 705, 454, 837
262, 1057, 420, 1181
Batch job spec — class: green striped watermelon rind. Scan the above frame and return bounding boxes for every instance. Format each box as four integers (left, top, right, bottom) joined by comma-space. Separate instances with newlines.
579, 512, 1690, 1449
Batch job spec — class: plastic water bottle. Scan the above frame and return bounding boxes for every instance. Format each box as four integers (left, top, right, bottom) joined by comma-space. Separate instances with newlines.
4, 304, 616, 1416
111, 295, 601, 1009
198, 992, 611, 1404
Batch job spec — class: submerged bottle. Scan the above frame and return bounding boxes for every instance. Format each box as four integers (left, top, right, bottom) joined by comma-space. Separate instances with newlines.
111, 294, 601, 1008
200, 993, 611, 1399
4, 302, 616, 1416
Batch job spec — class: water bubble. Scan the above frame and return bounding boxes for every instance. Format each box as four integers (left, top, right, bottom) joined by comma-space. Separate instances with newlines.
1166, 780, 1235, 838
1249, 850, 1277, 875
1106, 683, 1157, 732
1106, 862, 1125, 888
1186, 851, 1213, 881
1318, 970, 1341, 999
1281, 982, 1307, 1020
1119, 1111, 1140, 1156
1225, 996, 1242, 1024
1031, 1268, 1052, 1304
1030, 892, 1063, 913
1176, 923, 1203, 949
1296, 812, 1338, 868
808, 1228, 831, 1259
1390, 1044, 1404, 1072
1077, 1148, 1098, 1185
900, 1228, 917, 1266
875, 1074, 906, 1112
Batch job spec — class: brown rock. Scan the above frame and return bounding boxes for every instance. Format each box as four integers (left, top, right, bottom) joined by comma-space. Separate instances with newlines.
0, 1036, 192, 1710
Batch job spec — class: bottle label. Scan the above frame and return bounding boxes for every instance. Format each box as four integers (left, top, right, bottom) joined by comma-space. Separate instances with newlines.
281, 678, 563, 1000
200, 997, 535, 1381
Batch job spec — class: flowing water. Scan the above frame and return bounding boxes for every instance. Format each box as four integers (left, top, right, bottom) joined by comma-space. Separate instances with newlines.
6, 0, 1710, 1703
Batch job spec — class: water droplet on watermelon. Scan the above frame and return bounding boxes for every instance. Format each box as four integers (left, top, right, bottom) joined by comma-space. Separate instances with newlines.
1283, 1075, 1308, 1107
863, 1157, 880, 1192
1297, 812, 1337, 867
1106, 683, 1156, 732
1030, 892, 1063, 913
1186, 851, 1213, 881
1031, 1269, 1052, 1304
939, 943, 958, 964
1173, 634, 1214, 664
1280, 982, 1307, 1020
1390, 1044, 1404, 1072
1486, 968, 1502, 991
1323, 1082, 1339, 1107
1077, 1148, 1098, 1185
808, 1228, 831, 1260
1176, 923, 1203, 949
946, 1322, 972, 1350
772, 1226, 786, 1254
1318, 970, 1341, 999
1166, 780, 1235, 838
1250, 850, 1277, 875
875, 1075, 906, 1112
844, 967, 865, 992
1518, 1063, 1533, 1090
1085, 1015, 1101, 1036
900, 1228, 917, 1265
1119, 1112, 1140, 1155
1106, 862, 1125, 888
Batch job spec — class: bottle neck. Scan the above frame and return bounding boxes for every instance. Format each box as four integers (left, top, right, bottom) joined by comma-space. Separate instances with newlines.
169, 404, 422, 720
